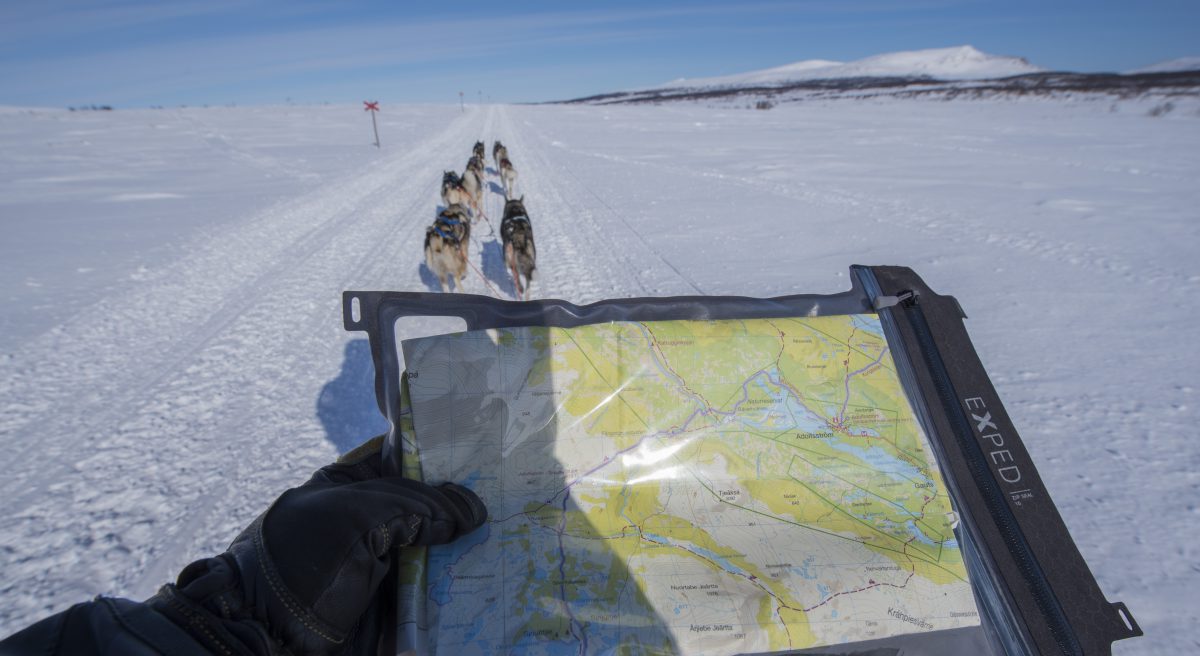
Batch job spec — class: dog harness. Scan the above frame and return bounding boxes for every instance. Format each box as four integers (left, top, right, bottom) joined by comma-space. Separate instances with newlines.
434, 215, 464, 242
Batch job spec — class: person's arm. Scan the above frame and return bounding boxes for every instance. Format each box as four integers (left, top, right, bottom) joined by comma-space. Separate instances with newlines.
0, 596, 215, 655
0, 436, 487, 655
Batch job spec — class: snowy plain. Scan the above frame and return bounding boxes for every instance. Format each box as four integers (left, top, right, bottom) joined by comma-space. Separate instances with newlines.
0, 98, 1198, 653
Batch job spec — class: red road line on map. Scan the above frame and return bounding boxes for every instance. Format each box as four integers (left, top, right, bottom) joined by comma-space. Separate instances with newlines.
802, 567, 916, 613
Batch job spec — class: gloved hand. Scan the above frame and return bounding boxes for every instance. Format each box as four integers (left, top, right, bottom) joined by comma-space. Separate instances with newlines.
151, 436, 487, 655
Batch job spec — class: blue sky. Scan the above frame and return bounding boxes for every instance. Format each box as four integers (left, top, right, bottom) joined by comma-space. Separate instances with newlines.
1, 0, 1197, 107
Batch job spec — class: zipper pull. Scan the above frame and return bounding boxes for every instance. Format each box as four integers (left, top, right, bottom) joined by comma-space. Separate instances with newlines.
872, 290, 918, 310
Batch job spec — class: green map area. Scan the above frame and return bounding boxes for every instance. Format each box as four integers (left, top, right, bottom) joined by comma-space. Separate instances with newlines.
399, 315, 979, 655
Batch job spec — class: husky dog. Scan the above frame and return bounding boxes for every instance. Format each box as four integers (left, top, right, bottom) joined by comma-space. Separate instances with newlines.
444, 203, 473, 257
441, 170, 461, 199
500, 197, 536, 299
424, 204, 472, 292
460, 163, 484, 218
466, 155, 485, 178
499, 157, 518, 199
493, 142, 508, 168
441, 171, 472, 212
473, 141, 485, 166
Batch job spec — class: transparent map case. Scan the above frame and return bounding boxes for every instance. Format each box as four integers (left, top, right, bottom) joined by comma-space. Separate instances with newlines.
343, 265, 1140, 656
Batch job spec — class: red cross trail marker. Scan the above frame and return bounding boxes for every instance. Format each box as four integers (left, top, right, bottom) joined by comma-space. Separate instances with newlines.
363, 100, 380, 148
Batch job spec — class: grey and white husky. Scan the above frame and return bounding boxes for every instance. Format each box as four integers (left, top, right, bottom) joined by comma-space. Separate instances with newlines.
499, 157, 518, 199
441, 171, 472, 212
424, 204, 472, 292
466, 155, 485, 179
492, 141, 507, 168
500, 197, 536, 299
461, 159, 485, 218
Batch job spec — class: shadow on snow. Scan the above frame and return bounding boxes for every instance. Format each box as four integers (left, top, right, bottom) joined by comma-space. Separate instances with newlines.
480, 238, 516, 298
316, 339, 390, 454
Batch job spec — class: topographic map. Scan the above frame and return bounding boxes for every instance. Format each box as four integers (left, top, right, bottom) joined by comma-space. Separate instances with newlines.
399, 316, 980, 655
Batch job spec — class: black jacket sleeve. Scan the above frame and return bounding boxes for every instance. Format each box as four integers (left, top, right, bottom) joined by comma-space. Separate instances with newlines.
0, 557, 279, 656
0, 596, 212, 656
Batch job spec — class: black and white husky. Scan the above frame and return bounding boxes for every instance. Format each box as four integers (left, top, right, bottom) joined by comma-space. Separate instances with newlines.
424, 204, 472, 292
500, 197, 536, 299
473, 141, 485, 166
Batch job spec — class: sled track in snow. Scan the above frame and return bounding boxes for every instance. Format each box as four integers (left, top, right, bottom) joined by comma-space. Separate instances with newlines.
0, 109, 492, 628
122, 112, 495, 595
495, 107, 704, 299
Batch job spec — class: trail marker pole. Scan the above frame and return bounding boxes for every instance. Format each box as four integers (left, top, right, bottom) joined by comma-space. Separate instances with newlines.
459, 91, 464, 113
363, 101, 380, 148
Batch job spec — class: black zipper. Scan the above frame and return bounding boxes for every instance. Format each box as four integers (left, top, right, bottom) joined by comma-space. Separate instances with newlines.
897, 293, 1081, 656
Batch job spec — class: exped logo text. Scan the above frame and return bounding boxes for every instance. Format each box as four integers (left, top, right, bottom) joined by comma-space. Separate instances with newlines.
964, 397, 1021, 484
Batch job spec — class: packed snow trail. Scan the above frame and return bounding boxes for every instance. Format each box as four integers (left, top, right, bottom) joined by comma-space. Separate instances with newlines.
491, 106, 704, 299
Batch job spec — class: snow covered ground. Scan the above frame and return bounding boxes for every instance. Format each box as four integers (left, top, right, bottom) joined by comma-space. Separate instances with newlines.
1, 99, 1197, 653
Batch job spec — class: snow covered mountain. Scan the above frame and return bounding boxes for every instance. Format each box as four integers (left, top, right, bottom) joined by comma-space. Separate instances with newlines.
569, 45, 1199, 107
1128, 56, 1200, 74
661, 45, 1044, 89
661, 59, 843, 89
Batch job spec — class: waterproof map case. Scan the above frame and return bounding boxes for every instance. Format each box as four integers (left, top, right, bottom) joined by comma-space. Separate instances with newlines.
343, 265, 1140, 656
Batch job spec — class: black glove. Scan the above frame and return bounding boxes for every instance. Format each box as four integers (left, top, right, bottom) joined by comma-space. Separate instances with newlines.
150, 437, 487, 655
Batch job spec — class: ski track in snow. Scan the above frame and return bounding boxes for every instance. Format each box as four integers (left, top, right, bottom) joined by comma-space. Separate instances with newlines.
1, 102, 1198, 654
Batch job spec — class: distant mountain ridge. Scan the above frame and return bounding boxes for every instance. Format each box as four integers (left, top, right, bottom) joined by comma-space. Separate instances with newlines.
1128, 57, 1200, 74
660, 46, 1043, 89
561, 46, 1200, 107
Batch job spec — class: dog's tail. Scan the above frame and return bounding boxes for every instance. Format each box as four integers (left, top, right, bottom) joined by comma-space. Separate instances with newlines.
424, 230, 438, 271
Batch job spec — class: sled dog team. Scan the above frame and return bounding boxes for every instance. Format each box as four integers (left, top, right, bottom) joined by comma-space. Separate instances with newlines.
424, 140, 535, 299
